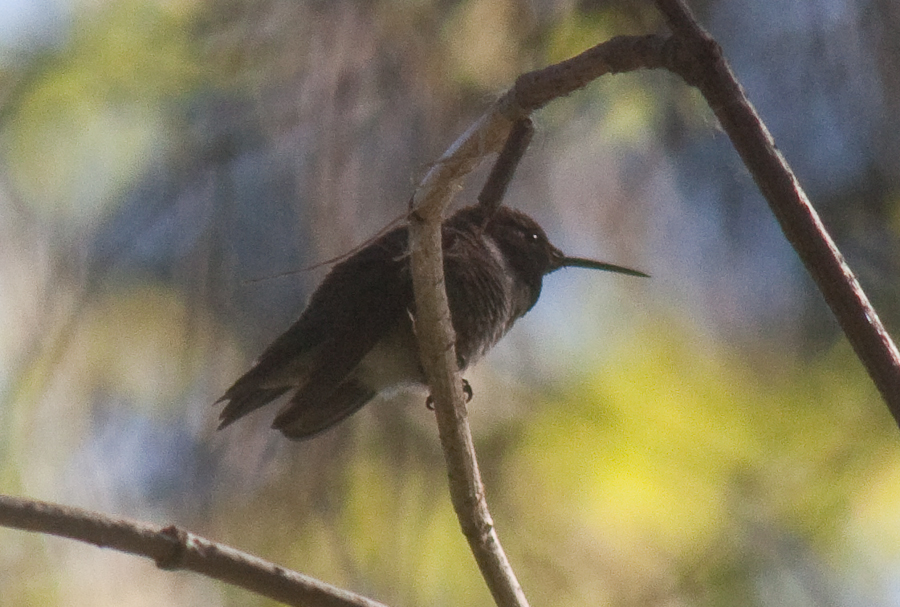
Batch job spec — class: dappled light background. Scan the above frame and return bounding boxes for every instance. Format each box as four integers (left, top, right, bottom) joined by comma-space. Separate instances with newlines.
2, 0, 900, 605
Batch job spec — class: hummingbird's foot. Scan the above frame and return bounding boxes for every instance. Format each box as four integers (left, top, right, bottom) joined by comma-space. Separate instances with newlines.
462, 379, 473, 402
425, 379, 474, 410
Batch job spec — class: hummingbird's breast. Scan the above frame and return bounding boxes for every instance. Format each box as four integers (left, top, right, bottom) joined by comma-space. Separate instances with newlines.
445, 231, 532, 370
352, 318, 426, 394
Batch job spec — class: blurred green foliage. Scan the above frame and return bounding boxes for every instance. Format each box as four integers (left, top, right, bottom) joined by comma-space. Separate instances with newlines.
1, 0, 899, 606
3, 1, 203, 230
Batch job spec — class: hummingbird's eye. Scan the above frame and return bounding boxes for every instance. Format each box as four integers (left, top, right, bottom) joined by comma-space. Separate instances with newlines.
523, 230, 541, 244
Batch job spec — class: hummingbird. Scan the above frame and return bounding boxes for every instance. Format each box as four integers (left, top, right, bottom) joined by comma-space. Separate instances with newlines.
216, 205, 647, 440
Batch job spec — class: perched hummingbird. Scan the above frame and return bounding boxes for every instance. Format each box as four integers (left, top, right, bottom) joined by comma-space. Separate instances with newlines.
216, 205, 646, 440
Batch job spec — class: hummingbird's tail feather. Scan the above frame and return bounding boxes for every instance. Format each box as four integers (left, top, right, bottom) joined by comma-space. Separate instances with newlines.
217, 386, 290, 430
272, 380, 376, 441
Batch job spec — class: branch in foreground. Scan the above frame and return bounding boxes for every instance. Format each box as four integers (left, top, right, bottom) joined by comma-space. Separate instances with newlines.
408, 152, 529, 607
0, 494, 388, 607
406, 34, 677, 607
654, 0, 900, 424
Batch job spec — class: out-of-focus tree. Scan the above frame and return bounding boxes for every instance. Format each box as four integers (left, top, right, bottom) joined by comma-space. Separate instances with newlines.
1, 0, 899, 606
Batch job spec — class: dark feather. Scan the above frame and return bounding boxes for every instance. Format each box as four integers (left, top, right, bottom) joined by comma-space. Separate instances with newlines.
274, 379, 376, 440
216, 226, 411, 429
217, 387, 289, 430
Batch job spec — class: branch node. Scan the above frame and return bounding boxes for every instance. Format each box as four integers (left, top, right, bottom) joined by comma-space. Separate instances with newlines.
155, 525, 189, 571
662, 34, 721, 89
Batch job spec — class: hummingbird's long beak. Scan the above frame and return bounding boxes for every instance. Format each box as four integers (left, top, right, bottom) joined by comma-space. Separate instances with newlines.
550, 248, 649, 278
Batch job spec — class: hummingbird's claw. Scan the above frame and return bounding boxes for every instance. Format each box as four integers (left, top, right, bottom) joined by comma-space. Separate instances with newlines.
425, 379, 473, 410
462, 379, 473, 402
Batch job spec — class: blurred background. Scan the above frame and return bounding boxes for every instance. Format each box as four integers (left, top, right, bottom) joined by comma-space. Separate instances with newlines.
2, 0, 900, 605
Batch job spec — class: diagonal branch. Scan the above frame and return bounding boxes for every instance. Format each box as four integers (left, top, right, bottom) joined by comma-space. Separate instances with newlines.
0, 494, 389, 607
477, 118, 535, 214
654, 0, 900, 424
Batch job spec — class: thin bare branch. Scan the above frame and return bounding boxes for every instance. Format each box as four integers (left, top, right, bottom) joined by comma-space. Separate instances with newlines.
510, 34, 675, 111
406, 34, 677, 607
0, 494, 388, 607
408, 154, 529, 607
654, 0, 900, 424
477, 118, 535, 214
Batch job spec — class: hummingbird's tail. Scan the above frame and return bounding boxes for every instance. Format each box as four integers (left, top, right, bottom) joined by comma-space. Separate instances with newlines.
216, 383, 290, 430
272, 379, 376, 440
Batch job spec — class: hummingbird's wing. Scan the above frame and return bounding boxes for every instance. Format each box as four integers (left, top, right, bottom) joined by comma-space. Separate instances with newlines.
270, 360, 378, 440
217, 226, 412, 432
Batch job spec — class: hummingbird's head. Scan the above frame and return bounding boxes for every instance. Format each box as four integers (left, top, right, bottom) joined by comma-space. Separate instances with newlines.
481, 206, 649, 284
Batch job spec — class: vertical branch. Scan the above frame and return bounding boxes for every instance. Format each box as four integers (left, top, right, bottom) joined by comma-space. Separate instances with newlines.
407, 109, 531, 607
403, 33, 682, 607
